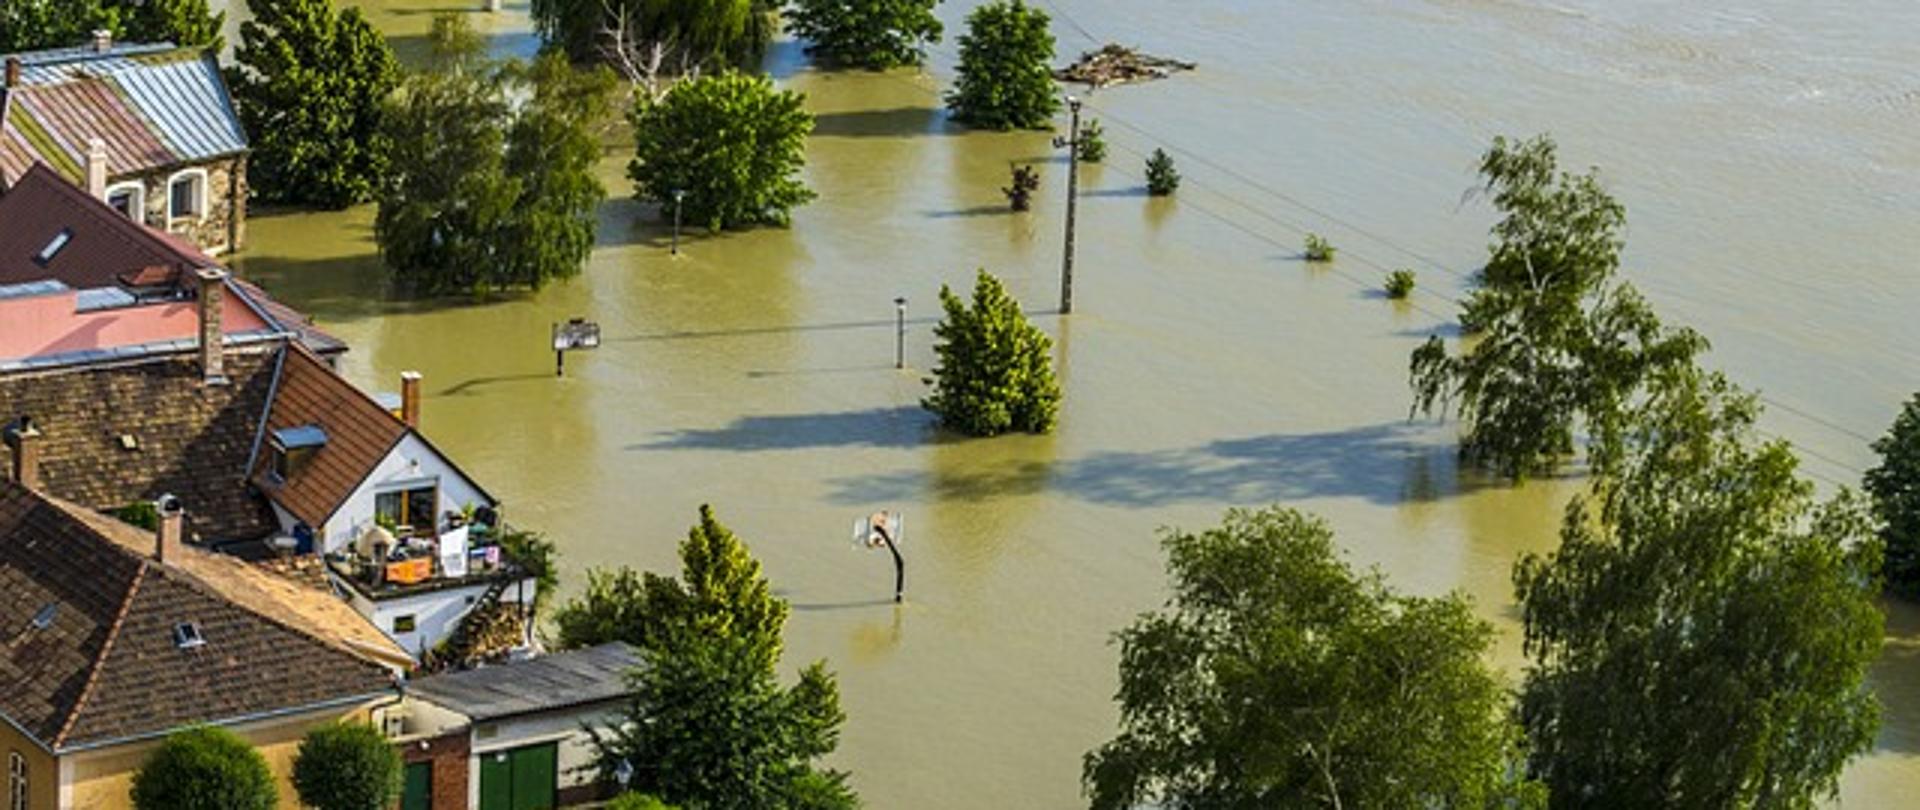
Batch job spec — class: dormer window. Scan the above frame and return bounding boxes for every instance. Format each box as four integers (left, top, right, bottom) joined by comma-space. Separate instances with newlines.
269, 425, 327, 482
171, 621, 204, 649
34, 229, 71, 265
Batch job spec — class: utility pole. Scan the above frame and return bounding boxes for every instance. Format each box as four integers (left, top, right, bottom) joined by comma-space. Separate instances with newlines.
1060, 96, 1082, 315
894, 297, 907, 369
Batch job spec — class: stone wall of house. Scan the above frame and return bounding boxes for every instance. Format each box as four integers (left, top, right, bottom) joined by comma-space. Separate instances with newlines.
127, 154, 247, 257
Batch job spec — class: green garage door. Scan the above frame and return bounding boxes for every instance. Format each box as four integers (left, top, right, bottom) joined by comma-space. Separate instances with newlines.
401, 762, 432, 810
478, 742, 558, 810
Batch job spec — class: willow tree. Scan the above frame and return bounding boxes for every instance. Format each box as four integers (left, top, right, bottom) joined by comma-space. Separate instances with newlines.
1516, 367, 1882, 807
1086, 507, 1544, 809
531, 0, 777, 72
946, 0, 1058, 130
1409, 135, 1705, 479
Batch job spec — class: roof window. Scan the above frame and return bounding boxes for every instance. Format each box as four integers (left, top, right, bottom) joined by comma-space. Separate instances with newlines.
171, 621, 205, 649
30, 604, 56, 630
34, 228, 71, 265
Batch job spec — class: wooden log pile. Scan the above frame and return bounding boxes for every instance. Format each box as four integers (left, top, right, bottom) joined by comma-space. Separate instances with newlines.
1054, 44, 1196, 89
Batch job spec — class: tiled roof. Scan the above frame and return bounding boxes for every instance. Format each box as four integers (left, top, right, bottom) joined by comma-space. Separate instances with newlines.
56, 499, 412, 671
407, 644, 640, 722
0, 46, 246, 185
0, 163, 214, 288
0, 349, 281, 542
0, 481, 394, 750
253, 346, 409, 528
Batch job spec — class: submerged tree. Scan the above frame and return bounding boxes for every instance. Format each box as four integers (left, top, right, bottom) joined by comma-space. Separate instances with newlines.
946, 0, 1058, 130
787, 0, 943, 69
1074, 119, 1107, 163
1866, 392, 1920, 598
229, 0, 399, 209
628, 71, 815, 231
378, 15, 614, 295
531, 0, 777, 74
1003, 164, 1040, 211
1144, 148, 1179, 196
1409, 135, 1706, 479
923, 270, 1061, 436
582, 506, 856, 809
1086, 507, 1544, 809
1515, 366, 1882, 807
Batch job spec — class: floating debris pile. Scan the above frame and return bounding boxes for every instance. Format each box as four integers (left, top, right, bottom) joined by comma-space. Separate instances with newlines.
1054, 44, 1196, 89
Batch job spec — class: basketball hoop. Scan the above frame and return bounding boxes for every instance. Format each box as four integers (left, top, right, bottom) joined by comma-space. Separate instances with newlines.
851, 510, 906, 602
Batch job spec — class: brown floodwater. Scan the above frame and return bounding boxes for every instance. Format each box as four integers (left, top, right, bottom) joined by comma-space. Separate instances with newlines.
213, 0, 1920, 806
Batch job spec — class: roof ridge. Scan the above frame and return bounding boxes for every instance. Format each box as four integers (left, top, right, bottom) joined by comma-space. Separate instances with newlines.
53, 563, 145, 749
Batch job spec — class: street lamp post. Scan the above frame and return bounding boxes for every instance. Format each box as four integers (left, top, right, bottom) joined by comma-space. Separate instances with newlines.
670, 189, 686, 255
1060, 96, 1082, 315
893, 296, 907, 369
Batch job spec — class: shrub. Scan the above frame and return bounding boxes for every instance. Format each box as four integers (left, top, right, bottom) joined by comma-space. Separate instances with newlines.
131, 727, 277, 810
292, 723, 403, 810
1075, 119, 1107, 163
787, 0, 943, 69
609, 794, 679, 810
1385, 269, 1416, 299
923, 270, 1060, 436
1004, 164, 1040, 211
946, 0, 1058, 130
1303, 232, 1336, 262
1144, 148, 1179, 196
629, 72, 816, 231
1867, 392, 1920, 598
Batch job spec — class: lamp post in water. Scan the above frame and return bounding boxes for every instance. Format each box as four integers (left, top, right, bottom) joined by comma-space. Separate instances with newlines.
670, 189, 686, 255
894, 296, 907, 369
1057, 96, 1082, 314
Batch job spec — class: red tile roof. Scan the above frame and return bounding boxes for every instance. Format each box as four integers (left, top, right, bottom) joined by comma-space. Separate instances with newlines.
252, 346, 410, 529
0, 285, 272, 364
0, 163, 213, 288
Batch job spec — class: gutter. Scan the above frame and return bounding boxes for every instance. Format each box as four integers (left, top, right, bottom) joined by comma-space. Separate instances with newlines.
242, 343, 289, 482
53, 688, 397, 755
0, 708, 55, 756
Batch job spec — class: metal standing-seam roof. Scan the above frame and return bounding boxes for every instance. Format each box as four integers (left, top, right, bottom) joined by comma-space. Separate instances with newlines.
406, 644, 642, 722
0, 45, 247, 185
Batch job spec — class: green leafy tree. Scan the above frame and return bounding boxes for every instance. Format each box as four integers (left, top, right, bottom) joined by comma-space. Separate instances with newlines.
292, 723, 403, 810
608, 794, 680, 810
531, 0, 776, 72
0, 0, 222, 52
946, 0, 1058, 130
552, 504, 789, 662
1003, 163, 1039, 211
581, 506, 856, 809
1074, 119, 1106, 163
628, 71, 815, 231
1385, 269, 1415, 300
1515, 366, 1883, 808
1409, 135, 1706, 479
131, 726, 277, 810
499, 526, 561, 610
787, 0, 943, 69
378, 16, 613, 295
923, 270, 1061, 436
1866, 392, 1920, 598
1303, 232, 1335, 262
1144, 148, 1179, 196
228, 0, 398, 209
1086, 506, 1545, 810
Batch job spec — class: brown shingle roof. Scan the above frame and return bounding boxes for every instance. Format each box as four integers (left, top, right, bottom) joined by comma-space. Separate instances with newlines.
0, 349, 280, 542
0, 481, 393, 751
0, 163, 215, 288
253, 346, 409, 528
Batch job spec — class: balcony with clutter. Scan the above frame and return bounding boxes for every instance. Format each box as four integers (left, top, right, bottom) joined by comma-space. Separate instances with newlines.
324, 504, 527, 602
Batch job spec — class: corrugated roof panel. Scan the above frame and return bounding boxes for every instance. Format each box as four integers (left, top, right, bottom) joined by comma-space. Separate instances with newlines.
73, 287, 137, 311
109, 56, 245, 162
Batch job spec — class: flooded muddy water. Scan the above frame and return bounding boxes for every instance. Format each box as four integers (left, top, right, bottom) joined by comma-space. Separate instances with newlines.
214, 1, 1920, 805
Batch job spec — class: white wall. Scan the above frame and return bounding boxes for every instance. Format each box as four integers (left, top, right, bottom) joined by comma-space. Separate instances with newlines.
357, 578, 535, 659
468, 703, 626, 808
321, 433, 493, 554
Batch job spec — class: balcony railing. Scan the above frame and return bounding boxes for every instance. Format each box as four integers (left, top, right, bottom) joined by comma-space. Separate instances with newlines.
327, 519, 525, 600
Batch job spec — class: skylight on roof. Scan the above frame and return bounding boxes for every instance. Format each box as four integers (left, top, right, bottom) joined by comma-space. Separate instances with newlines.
34, 228, 72, 265
272, 425, 328, 450
31, 604, 56, 630
172, 621, 205, 649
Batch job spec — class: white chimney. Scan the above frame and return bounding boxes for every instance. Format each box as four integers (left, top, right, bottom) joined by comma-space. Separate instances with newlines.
85, 138, 108, 200
92, 29, 112, 54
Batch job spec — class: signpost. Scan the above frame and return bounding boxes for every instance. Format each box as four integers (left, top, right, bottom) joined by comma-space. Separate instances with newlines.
853, 511, 906, 603
551, 318, 601, 377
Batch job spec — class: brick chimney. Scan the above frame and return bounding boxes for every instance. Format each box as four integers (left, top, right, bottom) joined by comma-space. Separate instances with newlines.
4, 57, 19, 89
195, 268, 227, 384
85, 138, 108, 199
92, 29, 112, 54
400, 371, 422, 428
3, 416, 41, 491
155, 494, 183, 563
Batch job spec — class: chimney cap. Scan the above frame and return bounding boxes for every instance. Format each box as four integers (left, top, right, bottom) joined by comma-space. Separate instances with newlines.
3, 415, 37, 443
400, 370, 422, 381
155, 493, 182, 516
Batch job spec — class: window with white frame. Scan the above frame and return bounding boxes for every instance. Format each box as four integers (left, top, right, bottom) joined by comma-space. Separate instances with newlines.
167, 169, 207, 221
8, 750, 24, 810
105, 181, 144, 221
